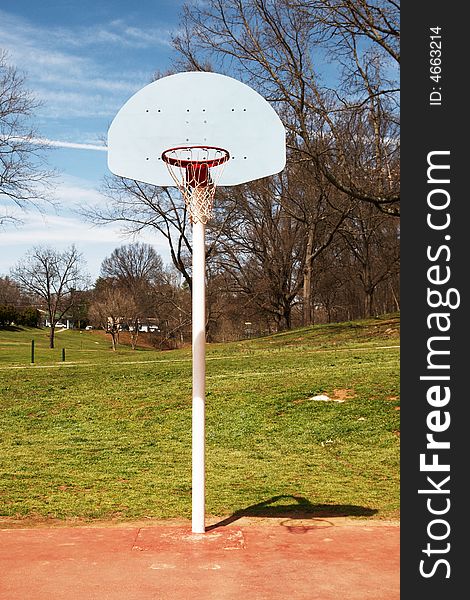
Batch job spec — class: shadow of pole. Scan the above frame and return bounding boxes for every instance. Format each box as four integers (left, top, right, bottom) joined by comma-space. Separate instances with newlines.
207, 495, 377, 531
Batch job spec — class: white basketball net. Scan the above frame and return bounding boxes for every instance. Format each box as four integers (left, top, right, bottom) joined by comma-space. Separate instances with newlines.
162, 146, 229, 224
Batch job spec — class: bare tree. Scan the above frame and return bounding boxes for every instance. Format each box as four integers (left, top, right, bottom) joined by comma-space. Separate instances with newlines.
208, 177, 306, 330
173, 0, 400, 215
11, 245, 89, 348
277, 162, 354, 325
337, 201, 400, 317
206, 166, 354, 331
101, 242, 164, 284
152, 268, 192, 348
0, 50, 55, 225
88, 280, 137, 351
100, 242, 164, 349
85, 172, 236, 301
84, 178, 194, 288
0, 275, 21, 305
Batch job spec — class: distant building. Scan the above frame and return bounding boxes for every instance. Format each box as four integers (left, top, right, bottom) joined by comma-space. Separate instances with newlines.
38, 309, 76, 329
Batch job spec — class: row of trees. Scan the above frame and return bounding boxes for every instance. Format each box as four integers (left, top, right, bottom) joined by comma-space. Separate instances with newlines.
2, 243, 186, 350
0, 304, 39, 328
0, 276, 40, 326
3, 226, 398, 349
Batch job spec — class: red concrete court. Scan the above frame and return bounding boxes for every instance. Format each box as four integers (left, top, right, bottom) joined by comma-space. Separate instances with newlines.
0, 518, 399, 600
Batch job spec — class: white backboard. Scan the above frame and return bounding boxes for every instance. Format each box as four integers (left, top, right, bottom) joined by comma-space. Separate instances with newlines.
108, 71, 285, 187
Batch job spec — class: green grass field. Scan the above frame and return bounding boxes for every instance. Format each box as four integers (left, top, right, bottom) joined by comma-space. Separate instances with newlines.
0, 315, 400, 525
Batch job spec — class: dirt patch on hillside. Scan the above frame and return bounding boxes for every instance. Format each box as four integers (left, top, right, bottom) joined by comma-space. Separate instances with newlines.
331, 388, 356, 401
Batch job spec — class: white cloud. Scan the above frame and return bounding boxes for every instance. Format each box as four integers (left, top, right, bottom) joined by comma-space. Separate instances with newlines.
0, 10, 173, 54
0, 208, 170, 278
33, 71, 141, 94
0, 9, 166, 120
13, 136, 107, 151
0, 174, 170, 278
0, 213, 160, 248
33, 138, 107, 152
78, 21, 172, 49
34, 88, 121, 119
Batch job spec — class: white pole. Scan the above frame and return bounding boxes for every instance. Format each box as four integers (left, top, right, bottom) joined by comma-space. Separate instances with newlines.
192, 218, 206, 533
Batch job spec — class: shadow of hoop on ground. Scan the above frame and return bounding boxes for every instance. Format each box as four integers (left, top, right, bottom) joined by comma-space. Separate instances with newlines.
207, 495, 377, 531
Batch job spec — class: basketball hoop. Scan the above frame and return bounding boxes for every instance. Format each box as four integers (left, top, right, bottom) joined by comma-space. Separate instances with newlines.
109, 72, 285, 534
162, 145, 230, 224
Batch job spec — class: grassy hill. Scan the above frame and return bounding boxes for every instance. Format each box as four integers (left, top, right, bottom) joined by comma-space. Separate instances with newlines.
0, 315, 400, 525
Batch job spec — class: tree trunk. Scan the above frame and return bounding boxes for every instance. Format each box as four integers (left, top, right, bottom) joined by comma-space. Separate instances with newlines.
49, 325, 55, 349
364, 288, 374, 318
302, 228, 315, 326
361, 261, 374, 318
389, 281, 400, 311
130, 325, 139, 350
282, 313, 291, 330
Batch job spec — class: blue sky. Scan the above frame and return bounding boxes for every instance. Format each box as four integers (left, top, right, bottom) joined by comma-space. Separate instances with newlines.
0, 0, 186, 279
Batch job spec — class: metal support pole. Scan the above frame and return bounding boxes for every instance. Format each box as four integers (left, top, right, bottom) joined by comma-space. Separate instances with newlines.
31, 340, 35, 364
62, 348, 66, 362
192, 219, 206, 533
